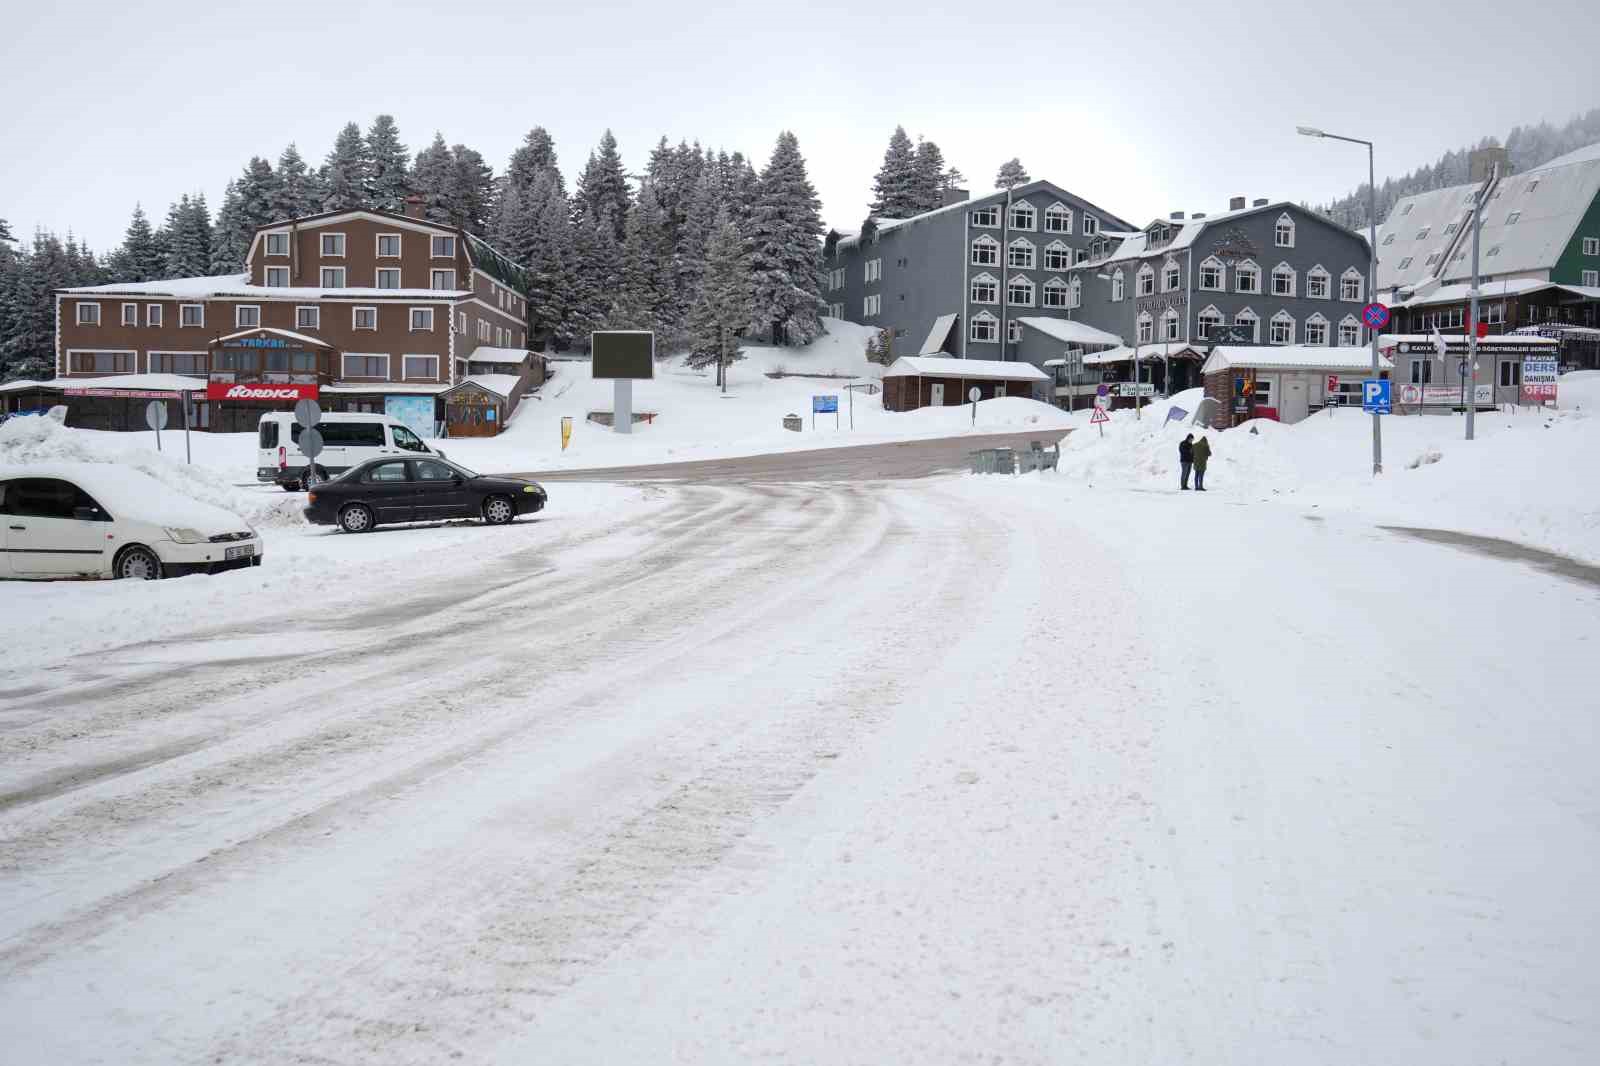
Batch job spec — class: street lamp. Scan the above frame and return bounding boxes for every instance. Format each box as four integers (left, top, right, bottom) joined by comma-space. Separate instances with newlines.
1300, 124, 1382, 474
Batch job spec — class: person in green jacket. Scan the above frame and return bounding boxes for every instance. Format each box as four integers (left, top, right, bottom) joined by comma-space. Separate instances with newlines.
1192, 434, 1212, 491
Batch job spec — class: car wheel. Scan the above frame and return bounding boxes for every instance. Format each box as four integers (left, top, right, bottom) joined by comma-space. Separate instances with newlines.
483, 495, 515, 525
339, 503, 376, 534
116, 545, 163, 580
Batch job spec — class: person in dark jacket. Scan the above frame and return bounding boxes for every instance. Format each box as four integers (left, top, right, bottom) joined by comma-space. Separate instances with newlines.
1192, 433, 1212, 491
1178, 434, 1194, 490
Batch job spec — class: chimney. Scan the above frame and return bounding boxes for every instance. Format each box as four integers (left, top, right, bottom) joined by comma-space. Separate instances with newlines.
1470, 145, 1510, 183
1229, 196, 1246, 211
1169, 211, 1185, 221
403, 194, 425, 220
1252, 198, 1268, 207
940, 187, 970, 208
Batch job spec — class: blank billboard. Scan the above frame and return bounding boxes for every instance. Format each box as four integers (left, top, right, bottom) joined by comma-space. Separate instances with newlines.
591, 331, 655, 379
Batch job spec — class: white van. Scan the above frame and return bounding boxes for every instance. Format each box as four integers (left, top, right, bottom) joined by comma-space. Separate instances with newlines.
256, 412, 441, 490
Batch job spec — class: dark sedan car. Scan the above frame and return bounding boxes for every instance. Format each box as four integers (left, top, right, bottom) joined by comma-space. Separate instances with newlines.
303, 456, 546, 533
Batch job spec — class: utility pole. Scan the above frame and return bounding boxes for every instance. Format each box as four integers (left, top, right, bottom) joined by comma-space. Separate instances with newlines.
1466, 167, 1492, 440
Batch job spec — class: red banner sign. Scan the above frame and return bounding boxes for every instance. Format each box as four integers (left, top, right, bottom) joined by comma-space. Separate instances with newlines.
206, 382, 320, 403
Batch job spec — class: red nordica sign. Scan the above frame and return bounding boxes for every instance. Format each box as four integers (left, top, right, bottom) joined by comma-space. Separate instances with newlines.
206, 382, 319, 402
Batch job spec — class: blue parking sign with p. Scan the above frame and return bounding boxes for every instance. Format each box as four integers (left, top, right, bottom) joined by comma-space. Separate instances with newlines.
1362, 378, 1391, 414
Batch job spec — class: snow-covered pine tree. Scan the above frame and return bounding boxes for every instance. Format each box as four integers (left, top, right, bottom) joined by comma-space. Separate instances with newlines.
162, 195, 211, 278
573, 130, 631, 240
747, 131, 826, 346
685, 206, 753, 389
117, 204, 163, 282
911, 138, 961, 213
273, 143, 321, 220
869, 126, 922, 219
447, 144, 495, 235
673, 166, 719, 331
488, 182, 527, 259
507, 126, 562, 197
523, 173, 573, 350
365, 114, 412, 213
210, 181, 253, 276
2, 231, 72, 378
0, 218, 13, 243
413, 133, 455, 224
994, 157, 1030, 190
608, 184, 674, 339
564, 214, 619, 352
723, 151, 761, 229
322, 122, 369, 212
236, 157, 280, 233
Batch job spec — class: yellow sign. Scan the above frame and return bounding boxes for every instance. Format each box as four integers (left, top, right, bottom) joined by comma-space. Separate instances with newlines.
560, 415, 573, 451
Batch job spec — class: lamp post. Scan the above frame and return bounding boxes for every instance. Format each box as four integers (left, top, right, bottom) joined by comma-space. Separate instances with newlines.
1299, 125, 1382, 475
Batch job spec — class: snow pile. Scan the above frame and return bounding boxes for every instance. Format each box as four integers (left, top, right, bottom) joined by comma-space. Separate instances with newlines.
0, 416, 302, 527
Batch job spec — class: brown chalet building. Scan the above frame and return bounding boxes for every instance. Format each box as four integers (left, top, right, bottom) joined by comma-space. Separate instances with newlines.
43, 198, 542, 436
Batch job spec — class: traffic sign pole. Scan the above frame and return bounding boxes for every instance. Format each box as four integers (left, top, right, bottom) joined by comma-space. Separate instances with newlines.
1362, 301, 1390, 475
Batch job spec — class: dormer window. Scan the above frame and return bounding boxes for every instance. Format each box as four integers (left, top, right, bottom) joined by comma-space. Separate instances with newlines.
1274, 213, 1295, 248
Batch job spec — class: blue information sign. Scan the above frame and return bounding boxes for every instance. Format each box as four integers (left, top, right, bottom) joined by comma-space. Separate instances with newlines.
812, 394, 838, 413
1361, 378, 1391, 414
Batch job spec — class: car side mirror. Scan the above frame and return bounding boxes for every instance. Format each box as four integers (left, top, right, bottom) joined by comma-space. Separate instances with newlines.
73, 506, 103, 521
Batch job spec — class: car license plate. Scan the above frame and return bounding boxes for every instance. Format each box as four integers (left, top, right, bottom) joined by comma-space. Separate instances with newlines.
225, 544, 255, 560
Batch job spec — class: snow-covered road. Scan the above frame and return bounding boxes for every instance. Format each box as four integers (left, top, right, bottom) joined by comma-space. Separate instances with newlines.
1, 471, 1596, 1064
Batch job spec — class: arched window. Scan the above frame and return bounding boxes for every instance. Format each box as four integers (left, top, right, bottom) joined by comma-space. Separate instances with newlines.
1306, 265, 1331, 299
1234, 307, 1260, 343
1044, 203, 1073, 233
970, 272, 999, 305
1007, 237, 1036, 269
1340, 267, 1365, 302
1235, 259, 1261, 294
1042, 277, 1070, 308
1043, 240, 1073, 271
1270, 309, 1295, 344
1275, 212, 1296, 248
1199, 256, 1224, 291
1136, 311, 1153, 343
1305, 312, 1329, 345
1136, 263, 1155, 296
1007, 319, 1024, 343
971, 235, 999, 266
1271, 262, 1297, 297
1338, 314, 1362, 346
1110, 269, 1125, 302
1161, 307, 1181, 341
970, 310, 998, 343
1162, 258, 1181, 292
1008, 201, 1036, 230
1069, 275, 1082, 309
1007, 274, 1035, 307
1082, 213, 1100, 236
1196, 305, 1223, 340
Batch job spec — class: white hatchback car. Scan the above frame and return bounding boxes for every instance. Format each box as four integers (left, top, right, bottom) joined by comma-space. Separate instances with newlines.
0, 463, 263, 580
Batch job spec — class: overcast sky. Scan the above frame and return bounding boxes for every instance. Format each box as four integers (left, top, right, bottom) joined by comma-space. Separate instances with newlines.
4, 0, 1598, 253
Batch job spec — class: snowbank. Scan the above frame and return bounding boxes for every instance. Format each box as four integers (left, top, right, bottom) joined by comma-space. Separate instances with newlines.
0, 415, 302, 527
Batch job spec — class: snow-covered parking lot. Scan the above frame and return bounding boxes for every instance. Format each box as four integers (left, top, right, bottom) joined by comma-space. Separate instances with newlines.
2, 376, 1598, 1064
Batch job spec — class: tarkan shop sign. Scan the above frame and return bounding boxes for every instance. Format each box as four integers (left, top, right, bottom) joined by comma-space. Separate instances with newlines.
222, 336, 294, 348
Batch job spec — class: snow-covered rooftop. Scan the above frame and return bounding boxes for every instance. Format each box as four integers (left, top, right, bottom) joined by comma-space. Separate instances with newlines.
457, 374, 522, 399
835, 180, 1137, 251
883, 356, 1049, 382
918, 313, 958, 355
465, 346, 530, 364
1377, 333, 1556, 347
322, 382, 451, 395
1200, 345, 1393, 374
61, 274, 470, 300
1014, 316, 1123, 348
59, 373, 209, 392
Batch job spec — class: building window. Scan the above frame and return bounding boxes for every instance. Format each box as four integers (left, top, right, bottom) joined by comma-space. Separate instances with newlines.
147, 304, 162, 327
180, 304, 204, 327
1397, 256, 1413, 270
1162, 259, 1180, 292
296, 306, 320, 330
1415, 227, 1430, 240
321, 233, 346, 257
1161, 308, 1180, 341
320, 267, 346, 288
1425, 252, 1441, 266
1008, 202, 1036, 230
1043, 241, 1073, 271
1110, 269, 1124, 302
1305, 314, 1329, 345
1198, 257, 1224, 290
1443, 222, 1459, 236
1007, 275, 1034, 307
971, 235, 999, 265
970, 206, 1000, 228
431, 235, 455, 258
76, 302, 100, 326
864, 258, 882, 282
1042, 278, 1069, 308
828, 302, 844, 319
121, 302, 137, 326
149, 351, 205, 374
1136, 312, 1153, 343
1007, 318, 1024, 343
69, 350, 134, 372
457, 311, 466, 334
403, 355, 439, 380
1506, 211, 1521, 225
1482, 302, 1505, 324
1382, 233, 1396, 245
373, 268, 400, 289
1136, 264, 1155, 296
1081, 213, 1099, 236
1486, 245, 1501, 257
1269, 311, 1295, 344
862, 293, 882, 316
1275, 213, 1295, 248
1271, 263, 1296, 297
265, 266, 290, 287
377, 233, 402, 258
1583, 237, 1599, 256
478, 319, 490, 342
969, 311, 998, 343
1069, 276, 1082, 309
1007, 238, 1035, 269
970, 273, 999, 304
235, 305, 260, 328
1234, 309, 1259, 342
1307, 266, 1331, 299
265, 232, 290, 256
410, 307, 434, 331
342, 354, 389, 378
1499, 360, 1522, 388
1584, 269, 1600, 287
1339, 315, 1361, 346
1044, 203, 1073, 233
353, 306, 378, 330
1409, 359, 1434, 384
1196, 306, 1222, 339
1340, 268, 1364, 302
1235, 260, 1260, 293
